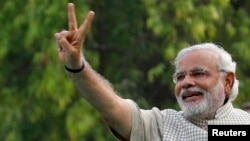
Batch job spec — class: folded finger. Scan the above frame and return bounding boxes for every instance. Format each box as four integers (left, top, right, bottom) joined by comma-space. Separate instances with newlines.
58, 36, 72, 52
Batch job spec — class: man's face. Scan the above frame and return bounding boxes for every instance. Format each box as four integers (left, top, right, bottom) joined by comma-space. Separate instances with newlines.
174, 50, 226, 119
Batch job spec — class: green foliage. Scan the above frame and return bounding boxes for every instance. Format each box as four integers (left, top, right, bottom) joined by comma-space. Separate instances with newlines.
1, 0, 250, 140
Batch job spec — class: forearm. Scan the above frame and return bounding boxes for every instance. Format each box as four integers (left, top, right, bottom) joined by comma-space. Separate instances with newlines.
67, 61, 117, 110
67, 60, 131, 139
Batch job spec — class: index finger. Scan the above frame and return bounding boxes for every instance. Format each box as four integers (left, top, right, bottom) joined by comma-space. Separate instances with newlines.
68, 3, 78, 31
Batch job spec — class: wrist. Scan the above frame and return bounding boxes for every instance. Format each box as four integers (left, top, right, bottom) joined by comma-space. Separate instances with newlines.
64, 60, 85, 73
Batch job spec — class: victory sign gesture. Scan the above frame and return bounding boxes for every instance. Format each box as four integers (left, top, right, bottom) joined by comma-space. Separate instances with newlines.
54, 3, 95, 70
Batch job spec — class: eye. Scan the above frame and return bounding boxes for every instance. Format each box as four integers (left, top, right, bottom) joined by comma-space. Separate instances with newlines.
191, 70, 207, 78
176, 73, 186, 81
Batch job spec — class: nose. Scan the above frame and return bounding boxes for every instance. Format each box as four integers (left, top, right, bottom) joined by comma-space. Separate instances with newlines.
179, 74, 195, 88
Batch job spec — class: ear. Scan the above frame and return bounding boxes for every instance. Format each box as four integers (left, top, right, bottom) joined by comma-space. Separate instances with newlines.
224, 72, 235, 95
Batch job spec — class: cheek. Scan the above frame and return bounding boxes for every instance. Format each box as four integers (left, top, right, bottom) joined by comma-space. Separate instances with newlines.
174, 85, 181, 97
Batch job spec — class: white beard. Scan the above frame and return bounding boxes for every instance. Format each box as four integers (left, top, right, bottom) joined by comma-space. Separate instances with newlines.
177, 79, 226, 119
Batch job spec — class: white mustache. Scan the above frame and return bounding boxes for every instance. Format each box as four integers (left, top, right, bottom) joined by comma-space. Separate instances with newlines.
180, 87, 207, 97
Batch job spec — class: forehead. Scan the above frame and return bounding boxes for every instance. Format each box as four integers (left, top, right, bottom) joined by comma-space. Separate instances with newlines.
177, 50, 219, 71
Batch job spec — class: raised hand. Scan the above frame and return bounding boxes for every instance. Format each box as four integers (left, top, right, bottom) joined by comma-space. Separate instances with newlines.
54, 3, 95, 69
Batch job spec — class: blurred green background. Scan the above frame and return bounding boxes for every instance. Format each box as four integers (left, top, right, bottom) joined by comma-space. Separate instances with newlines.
1, 0, 250, 140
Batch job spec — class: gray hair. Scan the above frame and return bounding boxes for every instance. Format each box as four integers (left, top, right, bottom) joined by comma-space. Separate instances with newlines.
173, 43, 239, 101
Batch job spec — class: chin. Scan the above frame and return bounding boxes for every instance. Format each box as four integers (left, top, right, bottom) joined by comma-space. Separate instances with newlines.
182, 98, 204, 108
179, 99, 209, 117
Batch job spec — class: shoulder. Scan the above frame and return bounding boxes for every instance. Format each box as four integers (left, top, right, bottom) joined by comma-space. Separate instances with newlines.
232, 107, 250, 117
125, 99, 182, 120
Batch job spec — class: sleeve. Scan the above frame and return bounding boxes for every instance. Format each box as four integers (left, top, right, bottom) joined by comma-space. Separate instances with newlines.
126, 99, 164, 141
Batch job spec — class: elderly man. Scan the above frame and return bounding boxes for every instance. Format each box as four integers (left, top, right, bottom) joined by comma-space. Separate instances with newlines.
54, 3, 250, 141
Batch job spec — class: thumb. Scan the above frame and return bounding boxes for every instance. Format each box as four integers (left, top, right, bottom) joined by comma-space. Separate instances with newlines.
59, 36, 73, 52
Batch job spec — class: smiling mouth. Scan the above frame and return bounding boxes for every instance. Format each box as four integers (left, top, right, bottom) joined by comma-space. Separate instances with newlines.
182, 92, 203, 101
